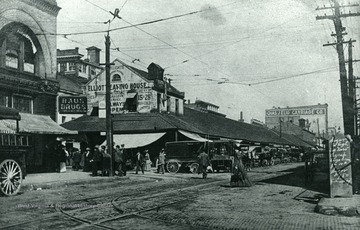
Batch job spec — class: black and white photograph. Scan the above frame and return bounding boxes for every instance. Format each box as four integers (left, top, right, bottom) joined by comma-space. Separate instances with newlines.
0, 0, 360, 229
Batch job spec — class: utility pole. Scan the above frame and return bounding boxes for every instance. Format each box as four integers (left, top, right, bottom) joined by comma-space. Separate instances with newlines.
105, 31, 114, 176
316, 0, 360, 136
348, 39, 357, 136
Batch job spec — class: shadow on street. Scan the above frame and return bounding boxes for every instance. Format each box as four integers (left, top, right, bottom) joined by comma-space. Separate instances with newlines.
259, 165, 329, 195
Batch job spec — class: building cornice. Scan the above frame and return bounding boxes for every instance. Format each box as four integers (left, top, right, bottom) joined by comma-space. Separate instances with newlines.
0, 72, 59, 95
21, 0, 61, 16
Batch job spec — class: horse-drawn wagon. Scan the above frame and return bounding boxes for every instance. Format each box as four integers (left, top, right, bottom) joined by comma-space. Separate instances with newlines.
0, 106, 29, 196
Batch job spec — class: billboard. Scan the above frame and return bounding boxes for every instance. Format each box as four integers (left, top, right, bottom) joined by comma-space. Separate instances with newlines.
265, 104, 328, 135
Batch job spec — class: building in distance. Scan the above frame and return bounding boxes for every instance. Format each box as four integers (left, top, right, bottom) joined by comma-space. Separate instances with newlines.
265, 104, 328, 137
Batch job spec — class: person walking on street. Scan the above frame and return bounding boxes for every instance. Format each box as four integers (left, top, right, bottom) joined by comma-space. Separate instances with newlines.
198, 149, 210, 179
135, 149, 145, 174
231, 148, 252, 187
157, 148, 166, 174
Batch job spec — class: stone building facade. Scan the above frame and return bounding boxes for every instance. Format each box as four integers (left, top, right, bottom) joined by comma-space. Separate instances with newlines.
0, 0, 60, 118
0, 0, 76, 173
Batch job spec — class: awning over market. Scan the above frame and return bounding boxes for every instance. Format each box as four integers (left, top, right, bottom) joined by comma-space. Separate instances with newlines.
102, 132, 166, 148
0, 106, 20, 120
179, 130, 212, 142
2, 113, 77, 135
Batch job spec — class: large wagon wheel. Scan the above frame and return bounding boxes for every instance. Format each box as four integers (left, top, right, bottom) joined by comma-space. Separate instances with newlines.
166, 161, 180, 173
189, 163, 199, 174
0, 159, 23, 196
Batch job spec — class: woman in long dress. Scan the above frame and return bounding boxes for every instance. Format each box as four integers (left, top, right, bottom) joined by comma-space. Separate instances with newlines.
232, 149, 252, 187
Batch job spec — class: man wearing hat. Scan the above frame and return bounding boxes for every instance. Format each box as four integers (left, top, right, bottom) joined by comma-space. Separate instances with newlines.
91, 145, 102, 176
135, 148, 145, 174
83, 147, 92, 172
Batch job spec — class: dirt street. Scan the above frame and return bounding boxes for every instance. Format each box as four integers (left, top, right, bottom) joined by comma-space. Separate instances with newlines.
0, 163, 359, 230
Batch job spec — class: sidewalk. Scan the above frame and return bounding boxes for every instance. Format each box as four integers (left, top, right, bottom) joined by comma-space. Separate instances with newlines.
21, 166, 127, 191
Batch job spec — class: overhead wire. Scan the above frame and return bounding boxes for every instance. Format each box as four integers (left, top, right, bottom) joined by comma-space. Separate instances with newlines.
37, 0, 240, 36
109, 37, 148, 68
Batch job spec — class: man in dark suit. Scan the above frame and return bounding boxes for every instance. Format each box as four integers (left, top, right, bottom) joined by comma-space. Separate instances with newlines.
198, 149, 210, 179
91, 145, 102, 176
135, 148, 145, 174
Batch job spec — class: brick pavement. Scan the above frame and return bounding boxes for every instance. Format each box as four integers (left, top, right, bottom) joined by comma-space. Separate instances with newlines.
17, 163, 360, 229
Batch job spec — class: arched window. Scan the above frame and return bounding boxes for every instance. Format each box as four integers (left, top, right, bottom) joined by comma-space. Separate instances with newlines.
1, 23, 40, 74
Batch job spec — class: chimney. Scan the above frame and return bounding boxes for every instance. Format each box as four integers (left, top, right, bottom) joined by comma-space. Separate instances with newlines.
147, 63, 164, 80
86, 46, 101, 65
299, 118, 305, 128
239, 111, 244, 122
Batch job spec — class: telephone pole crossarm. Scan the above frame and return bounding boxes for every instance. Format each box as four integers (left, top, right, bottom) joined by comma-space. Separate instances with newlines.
316, 0, 360, 136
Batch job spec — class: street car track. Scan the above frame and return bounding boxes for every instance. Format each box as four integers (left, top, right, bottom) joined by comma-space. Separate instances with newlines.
57, 173, 283, 229
59, 178, 223, 229
1, 171, 286, 229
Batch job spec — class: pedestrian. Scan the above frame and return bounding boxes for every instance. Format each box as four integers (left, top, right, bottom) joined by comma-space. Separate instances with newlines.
101, 146, 111, 176
144, 150, 151, 171
135, 148, 145, 174
72, 148, 82, 171
83, 147, 92, 172
198, 148, 210, 179
114, 145, 122, 175
157, 148, 166, 174
59, 144, 67, 173
90, 145, 102, 176
231, 148, 252, 187
120, 144, 127, 176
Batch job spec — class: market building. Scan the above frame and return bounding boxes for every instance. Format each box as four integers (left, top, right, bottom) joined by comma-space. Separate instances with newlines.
63, 72, 316, 164
0, 0, 76, 173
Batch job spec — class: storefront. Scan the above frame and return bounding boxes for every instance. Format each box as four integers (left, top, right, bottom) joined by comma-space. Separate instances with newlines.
1, 112, 77, 172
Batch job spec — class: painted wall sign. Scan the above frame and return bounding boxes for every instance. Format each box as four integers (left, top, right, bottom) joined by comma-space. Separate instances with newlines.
58, 96, 87, 114
265, 108, 326, 117
328, 133, 353, 197
265, 104, 328, 135
84, 60, 155, 114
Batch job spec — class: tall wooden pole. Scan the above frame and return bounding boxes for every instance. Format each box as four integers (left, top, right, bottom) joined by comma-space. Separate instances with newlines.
105, 32, 114, 176
316, 0, 360, 136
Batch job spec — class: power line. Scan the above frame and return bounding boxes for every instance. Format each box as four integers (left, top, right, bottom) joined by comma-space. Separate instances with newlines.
109, 37, 148, 68
38, 0, 239, 36
118, 0, 129, 13
164, 15, 308, 70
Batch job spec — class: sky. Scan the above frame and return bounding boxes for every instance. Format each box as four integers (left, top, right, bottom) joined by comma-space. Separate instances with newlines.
55, 0, 360, 130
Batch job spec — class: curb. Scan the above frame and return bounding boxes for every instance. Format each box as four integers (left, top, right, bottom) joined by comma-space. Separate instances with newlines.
315, 197, 360, 217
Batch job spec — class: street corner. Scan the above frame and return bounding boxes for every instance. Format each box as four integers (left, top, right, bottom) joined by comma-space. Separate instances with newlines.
315, 196, 360, 217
